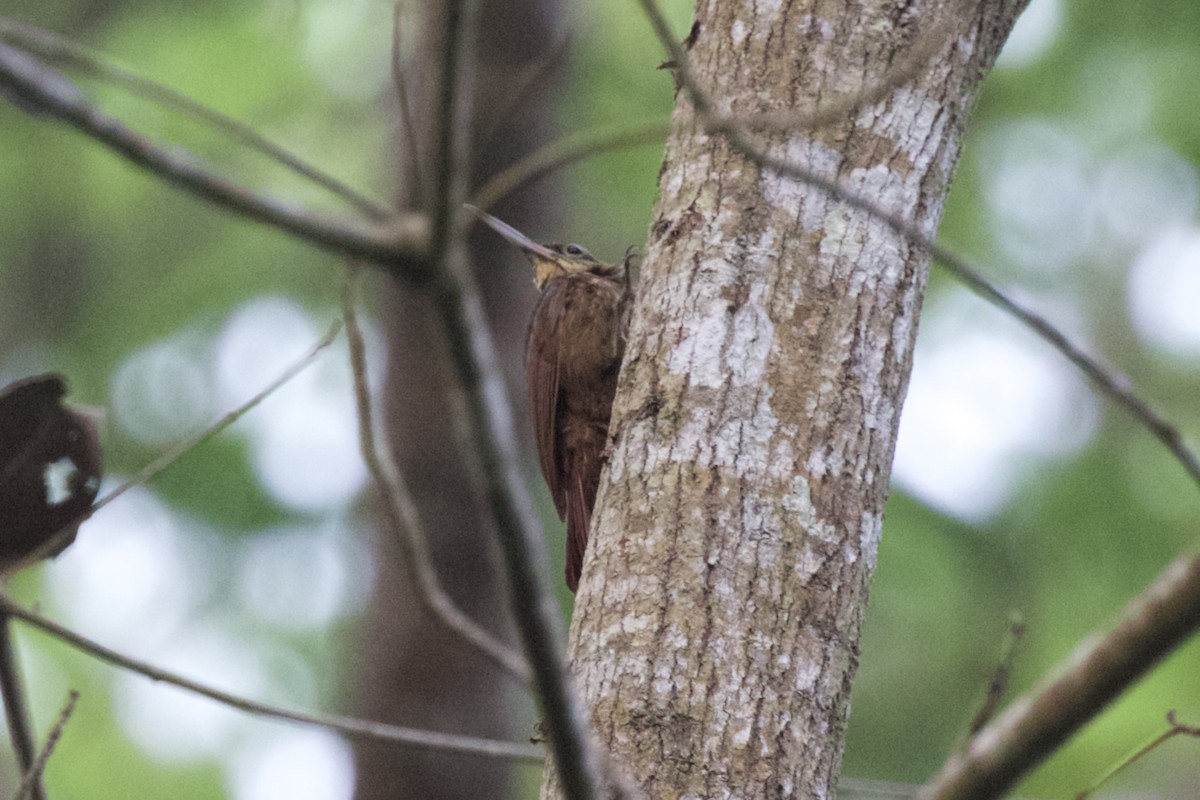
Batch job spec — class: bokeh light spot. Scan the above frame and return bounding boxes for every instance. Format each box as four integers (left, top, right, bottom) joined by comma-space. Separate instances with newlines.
113, 624, 267, 763
228, 729, 354, 800
982, 120, 1094, 273
213, 295, 368, 513
48, 485, 210, 652
893, 296, 1097, 521
1128, 228, 1200, 357
110, 333, 215, 445
1097, 144, 1198, 246
996, 0, 1061, 69
237, 521, 374, 630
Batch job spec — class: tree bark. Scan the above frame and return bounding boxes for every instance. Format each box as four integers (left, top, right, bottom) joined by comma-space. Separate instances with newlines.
543, 1, 1027, 797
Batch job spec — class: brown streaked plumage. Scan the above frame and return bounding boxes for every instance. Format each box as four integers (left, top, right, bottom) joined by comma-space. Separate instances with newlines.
468, 206, 630, 592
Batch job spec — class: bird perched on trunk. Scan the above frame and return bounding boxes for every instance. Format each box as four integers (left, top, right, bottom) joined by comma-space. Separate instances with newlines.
469, 206, 632, 592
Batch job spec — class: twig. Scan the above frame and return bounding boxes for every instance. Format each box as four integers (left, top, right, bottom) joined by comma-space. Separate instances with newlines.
0, 17, 393, 222
427, 0, 474, 264
32, 321, 344, 565
918, 546, 1200, 800
634, 0, 1200, 491
1074, 710, 1200, 799
391, 2, 427, 207
0, 593, 544, 763
470, 120, 669, 213
425, 2, 602, 797
14, 690, 79, 800
0, 613, 45, 800
964, 613, 1026, 738
341, 267, 531, 684
0, 41, 427, 271
934, 258, 1200, 489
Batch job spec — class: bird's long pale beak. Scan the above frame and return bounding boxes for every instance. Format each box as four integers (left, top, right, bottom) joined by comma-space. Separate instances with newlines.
464, 204, 558, 261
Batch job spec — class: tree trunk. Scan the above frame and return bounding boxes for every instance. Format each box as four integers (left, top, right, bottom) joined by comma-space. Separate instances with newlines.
544, 1, 1027, 797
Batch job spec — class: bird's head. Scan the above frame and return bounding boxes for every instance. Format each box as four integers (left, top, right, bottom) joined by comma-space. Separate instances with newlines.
467, 206, 616, 290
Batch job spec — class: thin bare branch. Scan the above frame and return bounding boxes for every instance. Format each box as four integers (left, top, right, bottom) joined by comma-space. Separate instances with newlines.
0, 17, 394, 222
32, 321, 343, 565
0, 41, 427, 271
1074, 710, 1200, 800
391, 2, 427, 207
99, 321, 342, 512
919, 546, 1200, 800
934, 258, 1200, 489
470, 120, 669, 213
0, 594, 544, 764
427, 0, 474, 263
341, 267, 531, 684
964, 613, 1026, 738
14, 690, 78, 800
0, 615, 45, 800
634, 0, 1200, 491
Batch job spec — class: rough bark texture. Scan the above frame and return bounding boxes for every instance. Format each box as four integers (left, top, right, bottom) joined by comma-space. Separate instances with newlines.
543, 1, 1027, 798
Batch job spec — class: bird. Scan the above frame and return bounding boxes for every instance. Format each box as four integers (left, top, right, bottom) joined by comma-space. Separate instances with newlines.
469, 206, 632, 592
0, 373, 103, 574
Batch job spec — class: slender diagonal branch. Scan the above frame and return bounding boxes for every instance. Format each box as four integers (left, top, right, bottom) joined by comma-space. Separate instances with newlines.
15, 691, 78, 800
33, 322, 343, 565
931, 258, 1200, 488
918, 545, 1200, 800
341, 268, 532, 685
635, 0, 1200, 491
1075, 710, 1200, 800
430, 269, 606, 797
0, 41, 428, 271
391, 1, 427, 207
0, 614, 45, 800
470, 121, 669, 213
0, 17, 394, 222
0, 594, 544, 763
427, 0, 473, 264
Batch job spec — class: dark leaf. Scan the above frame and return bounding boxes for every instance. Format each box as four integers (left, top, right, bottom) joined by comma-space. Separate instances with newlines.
0, 373, 103, 573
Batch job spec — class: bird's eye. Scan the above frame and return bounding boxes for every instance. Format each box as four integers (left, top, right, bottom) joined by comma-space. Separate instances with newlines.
565, 244, 587, 257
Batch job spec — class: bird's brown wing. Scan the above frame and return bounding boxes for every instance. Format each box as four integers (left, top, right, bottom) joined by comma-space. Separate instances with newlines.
526, 283, 567, 519
564, 471, 590, 592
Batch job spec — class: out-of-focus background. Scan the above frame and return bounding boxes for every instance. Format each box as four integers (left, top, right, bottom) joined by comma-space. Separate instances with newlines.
1, 0, 1198, 798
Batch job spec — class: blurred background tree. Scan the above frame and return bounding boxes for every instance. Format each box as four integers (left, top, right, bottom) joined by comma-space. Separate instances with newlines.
0, 0, 1197, 798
